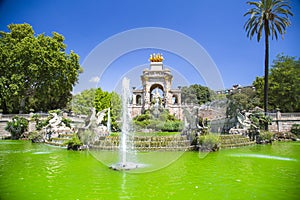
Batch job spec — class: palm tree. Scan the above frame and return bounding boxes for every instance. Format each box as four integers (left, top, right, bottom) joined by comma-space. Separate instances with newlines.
244, 0, 293, 130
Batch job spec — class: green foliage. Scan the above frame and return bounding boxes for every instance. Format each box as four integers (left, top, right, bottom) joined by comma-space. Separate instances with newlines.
27, 131, 44, 142
35, 118, 49, 131
259, 130, 274, 141
181, 84, 215, 105
48, 109, 61, 115
30, 114, 48, 130
109, 92, 122, 131
64, 134, 83, 150
157, 121, 183, 132
0, 23, 82, 114
94, 88, 111, 112
244, 0, 293, 130
252, 77, 264, 108
133, 112, 152, 128
134, 131, 180, 136
78, 130, 97, 145
27, 131, 39, 140
30, 113, 40, 121
133, 109, 183, 132
199, 133, 220, 152
135, 113, 152, 122
249, 112, 272, 130
226, 87, 260, 118
68, 88, 96, 115
253, 55, 300, 112
94, 88, 121, 131
61, 118, 71, 128
5, 116, 29, 139
109, 132, 120, 137
291, 124, 300, 137
244, 0, 293, 42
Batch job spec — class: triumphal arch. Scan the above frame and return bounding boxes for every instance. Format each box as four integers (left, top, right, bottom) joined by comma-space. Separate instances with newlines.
130, 54, 182, 119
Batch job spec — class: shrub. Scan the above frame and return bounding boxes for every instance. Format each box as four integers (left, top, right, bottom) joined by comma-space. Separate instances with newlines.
61, 117, 71, 128
160, 121, 183, 132
109, 132, 120, 136
78, 130, 97, 145
28, 131, 44, 143
273, 132, 297, 141
147, 119, 159, 130
134, 113, 152, 121
259, 130, 274, 141
35, 119, 49, 130
199, 134, 220, 152
30, 114, 49, 130
133, 109, 183, 132
64, 134, 83, 150
5, 116, 29, 139
133, 113, 152, 129
134, 120, 151, 129
250, 112, 272, 130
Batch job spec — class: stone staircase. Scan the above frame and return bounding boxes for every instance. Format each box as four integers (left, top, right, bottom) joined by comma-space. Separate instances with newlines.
91, 135, 190, 151
220, 134, 255, 149
45, 132, 74, 147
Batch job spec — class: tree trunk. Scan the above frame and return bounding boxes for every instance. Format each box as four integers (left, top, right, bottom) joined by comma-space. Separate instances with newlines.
264, 22, 269, 131
19, 98, 25, 114
1, 99, 8, 114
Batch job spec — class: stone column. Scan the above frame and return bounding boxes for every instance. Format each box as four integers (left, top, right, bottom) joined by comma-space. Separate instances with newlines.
132, 94, 136, 105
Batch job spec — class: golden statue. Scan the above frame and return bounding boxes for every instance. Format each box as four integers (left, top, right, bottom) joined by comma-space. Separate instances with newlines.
149, 53, 164, 62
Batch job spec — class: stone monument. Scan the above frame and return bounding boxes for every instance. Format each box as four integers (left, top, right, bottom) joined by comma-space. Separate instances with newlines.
130, 54, 182, 119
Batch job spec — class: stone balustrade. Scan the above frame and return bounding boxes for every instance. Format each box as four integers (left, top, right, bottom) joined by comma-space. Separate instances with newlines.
210, 111, 300, 133
268, 111, 300, 132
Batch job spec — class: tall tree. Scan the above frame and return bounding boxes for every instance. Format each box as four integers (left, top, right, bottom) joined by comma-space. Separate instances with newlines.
68, 88, 96, 115
94, 88, 122, 131
253, 54, 300, 112
94, 88, 111, 112
226, 87, 260, 118
244, 0, 293, 129
181, 84, 215, 105
0, 23, 82, 113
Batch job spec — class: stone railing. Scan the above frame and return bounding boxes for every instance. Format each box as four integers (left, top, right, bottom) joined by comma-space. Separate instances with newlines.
0, 113, 48, 120
0, 113, 85, 122
210, 111, 300, 133
268, 111, 300, 132
268, 112, 300, 120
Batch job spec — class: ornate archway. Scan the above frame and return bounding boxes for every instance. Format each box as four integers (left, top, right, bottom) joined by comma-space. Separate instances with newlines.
131, 54, 182, 119
149, 84, 164, 105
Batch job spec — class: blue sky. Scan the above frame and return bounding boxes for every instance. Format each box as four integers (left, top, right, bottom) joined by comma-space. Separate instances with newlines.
1, 0, 299, 93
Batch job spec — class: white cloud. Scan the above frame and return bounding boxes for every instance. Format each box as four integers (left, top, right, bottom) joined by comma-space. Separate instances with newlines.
89, 76, 100, 83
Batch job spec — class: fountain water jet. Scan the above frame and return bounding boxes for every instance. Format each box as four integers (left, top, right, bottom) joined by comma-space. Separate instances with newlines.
107, 107, 111, 134
110, 77, 144, 170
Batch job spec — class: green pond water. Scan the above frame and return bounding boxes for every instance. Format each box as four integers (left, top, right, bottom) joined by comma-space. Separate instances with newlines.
0, 140, 299, 200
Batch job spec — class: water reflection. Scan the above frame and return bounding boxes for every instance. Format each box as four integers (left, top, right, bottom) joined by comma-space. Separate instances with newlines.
228, 153, 297, 161
120, 172, 128, 199
1, 140, 300, 200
